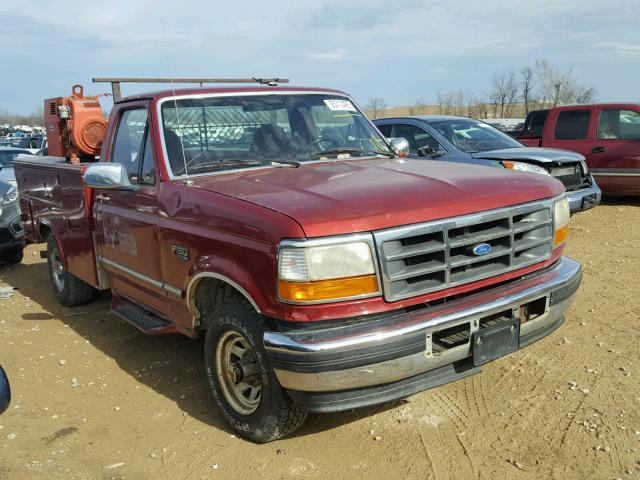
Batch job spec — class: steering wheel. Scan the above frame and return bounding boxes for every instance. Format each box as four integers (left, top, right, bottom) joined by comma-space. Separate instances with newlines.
309, 137, 340, 151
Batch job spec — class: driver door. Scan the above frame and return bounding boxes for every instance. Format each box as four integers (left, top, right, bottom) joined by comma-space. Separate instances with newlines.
93, 104, 164, 308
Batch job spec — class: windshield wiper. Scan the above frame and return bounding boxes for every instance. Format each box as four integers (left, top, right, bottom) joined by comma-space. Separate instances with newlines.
308, 148, 394, 159
265, 158, 301, 167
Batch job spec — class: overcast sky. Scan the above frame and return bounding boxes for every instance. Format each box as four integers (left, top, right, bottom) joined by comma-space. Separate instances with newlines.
1, 0, 639, 114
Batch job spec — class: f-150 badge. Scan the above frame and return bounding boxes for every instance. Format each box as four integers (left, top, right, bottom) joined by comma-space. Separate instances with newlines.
171, 245, 190, 261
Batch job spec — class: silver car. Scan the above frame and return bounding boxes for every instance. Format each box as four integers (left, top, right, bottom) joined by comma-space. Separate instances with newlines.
0, 179, 24, 263
0, 147, 33, 185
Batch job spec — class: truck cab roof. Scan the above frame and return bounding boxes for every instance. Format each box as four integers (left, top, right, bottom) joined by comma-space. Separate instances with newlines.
115, 86, 348, 104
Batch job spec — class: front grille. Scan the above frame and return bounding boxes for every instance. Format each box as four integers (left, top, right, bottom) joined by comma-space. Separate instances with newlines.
549, 164, 588, 191
374, 199, 554, 301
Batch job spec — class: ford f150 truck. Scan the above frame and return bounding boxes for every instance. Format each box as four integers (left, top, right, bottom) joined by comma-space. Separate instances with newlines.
516, 104, 640, 196
15, 80, 582, 443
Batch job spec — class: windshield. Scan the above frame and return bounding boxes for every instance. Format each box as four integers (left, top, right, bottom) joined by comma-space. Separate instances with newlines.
161, 94, 392, 176
429, 118, 523, 153
0, 150, 30, 167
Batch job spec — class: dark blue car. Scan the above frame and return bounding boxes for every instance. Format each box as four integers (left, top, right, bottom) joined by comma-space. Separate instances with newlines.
374, 116, 601, 213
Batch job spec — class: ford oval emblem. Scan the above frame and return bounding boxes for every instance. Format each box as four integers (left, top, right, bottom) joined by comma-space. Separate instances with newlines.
472, 243, 492, 256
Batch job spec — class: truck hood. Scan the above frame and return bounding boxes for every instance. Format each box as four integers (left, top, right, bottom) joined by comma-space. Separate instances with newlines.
472, 147, 585, 164
189, 158, 564, 237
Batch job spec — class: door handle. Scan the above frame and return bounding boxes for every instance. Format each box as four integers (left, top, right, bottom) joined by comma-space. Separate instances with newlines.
95, 194, 111, 201
592, 146, 606, 153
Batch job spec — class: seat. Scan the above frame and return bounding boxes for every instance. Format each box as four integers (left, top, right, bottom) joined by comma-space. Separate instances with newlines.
250, 125, 291, 158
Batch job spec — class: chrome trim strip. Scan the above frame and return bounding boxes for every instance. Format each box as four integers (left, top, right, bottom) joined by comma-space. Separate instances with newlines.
98, 256, 182, 296
264, 256, 580, 355
590, 168, 640, 177
276, 232, 382, 305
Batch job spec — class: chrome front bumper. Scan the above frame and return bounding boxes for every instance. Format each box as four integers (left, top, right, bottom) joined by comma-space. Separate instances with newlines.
566, 177, 601, 213
264, 257, 581, 410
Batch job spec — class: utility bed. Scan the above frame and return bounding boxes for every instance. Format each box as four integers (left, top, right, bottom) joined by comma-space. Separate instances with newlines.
15, 156, 98, 286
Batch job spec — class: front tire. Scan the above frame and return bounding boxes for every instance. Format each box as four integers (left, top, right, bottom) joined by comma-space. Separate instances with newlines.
203, 296, 307, 443
46, 235, 94, 306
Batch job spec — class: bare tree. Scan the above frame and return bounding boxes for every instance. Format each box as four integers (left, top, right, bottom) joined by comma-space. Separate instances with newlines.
436, 92, 455, 115
408, 96, 429, 116
575, 86, 597, 104
365, 97, 388, 119
488, 69, 518, 118
436, 91, 476, 116
0, 107, 44, 126
534, 58, 596, 107
521, 67, 535, 114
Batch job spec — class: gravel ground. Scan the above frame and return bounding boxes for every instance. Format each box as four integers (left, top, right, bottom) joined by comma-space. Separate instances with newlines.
0, 199, 639, 480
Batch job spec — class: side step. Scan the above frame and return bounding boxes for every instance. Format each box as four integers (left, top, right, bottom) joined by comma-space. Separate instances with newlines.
110, 295, 178, 335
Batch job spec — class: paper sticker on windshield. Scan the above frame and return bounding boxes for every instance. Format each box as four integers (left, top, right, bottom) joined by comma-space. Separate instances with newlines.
324, 99, 356, 111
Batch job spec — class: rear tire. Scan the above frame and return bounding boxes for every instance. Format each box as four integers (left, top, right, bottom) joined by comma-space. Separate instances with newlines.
0, 248, 23, 264
46, 235, 94, 306
202, 296, 307, 443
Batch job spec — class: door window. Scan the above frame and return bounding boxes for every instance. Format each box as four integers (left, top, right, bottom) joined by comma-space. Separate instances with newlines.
597, 109, 640, 140
523, 110, 548, 137
554, 110, 591, 140
392, 124, 442, 154
111, 109, 149, 184
376, 124, 392, 137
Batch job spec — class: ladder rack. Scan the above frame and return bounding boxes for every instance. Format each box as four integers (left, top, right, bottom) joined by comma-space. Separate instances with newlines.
92, 77, 290, 101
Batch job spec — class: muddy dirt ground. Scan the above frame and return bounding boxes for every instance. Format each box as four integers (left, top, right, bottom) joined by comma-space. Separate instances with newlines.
0, 200, 639, 480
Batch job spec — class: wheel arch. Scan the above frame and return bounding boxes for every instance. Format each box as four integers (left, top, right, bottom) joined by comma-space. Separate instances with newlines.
187, 272, 262, 327
39, 220, 67, 267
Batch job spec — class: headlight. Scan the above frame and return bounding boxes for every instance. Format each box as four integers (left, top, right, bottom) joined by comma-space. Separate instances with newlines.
1, 186, 17, 205
553, 196, 570, 248
502, 161, 550, 176
278, 235, 380, 303
579, 160, 589, 175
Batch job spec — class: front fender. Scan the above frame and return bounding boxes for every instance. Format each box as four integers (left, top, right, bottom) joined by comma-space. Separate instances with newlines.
185, 254, 269, 322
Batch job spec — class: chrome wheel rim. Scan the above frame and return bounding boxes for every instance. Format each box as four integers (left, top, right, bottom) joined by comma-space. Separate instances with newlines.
51, 247, 65, 292
215, 331, 262, 415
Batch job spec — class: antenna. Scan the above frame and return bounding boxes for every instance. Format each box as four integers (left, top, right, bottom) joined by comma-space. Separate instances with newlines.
160, 16, 190, 181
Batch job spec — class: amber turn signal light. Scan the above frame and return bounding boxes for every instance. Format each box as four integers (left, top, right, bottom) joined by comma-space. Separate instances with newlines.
279, 275, 379, 303
553, 224, 568, 248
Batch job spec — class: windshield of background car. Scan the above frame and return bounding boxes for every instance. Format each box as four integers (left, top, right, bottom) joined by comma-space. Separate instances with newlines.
161, 94, 391, 176
429, 119, 523, 153
0, 150, 30, 167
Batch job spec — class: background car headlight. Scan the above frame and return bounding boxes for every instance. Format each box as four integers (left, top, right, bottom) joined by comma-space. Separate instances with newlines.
579, 160, 589, 175
278, 238, 380, 303
502, 161, 550, 176
1, 186, 18, 205
553, 196, 570, 248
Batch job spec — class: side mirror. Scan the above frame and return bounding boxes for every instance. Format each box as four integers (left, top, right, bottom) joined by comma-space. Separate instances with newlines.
0, 366, 10, 415
83, 163, 136, 191
389, 137, 410, 158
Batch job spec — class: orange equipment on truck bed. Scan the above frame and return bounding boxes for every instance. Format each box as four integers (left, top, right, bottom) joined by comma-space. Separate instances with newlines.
44, 84, 108, 163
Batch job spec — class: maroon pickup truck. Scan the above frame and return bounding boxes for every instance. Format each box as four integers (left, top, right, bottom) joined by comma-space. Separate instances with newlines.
15, 83, 582, 443
517, 104, 640, 196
